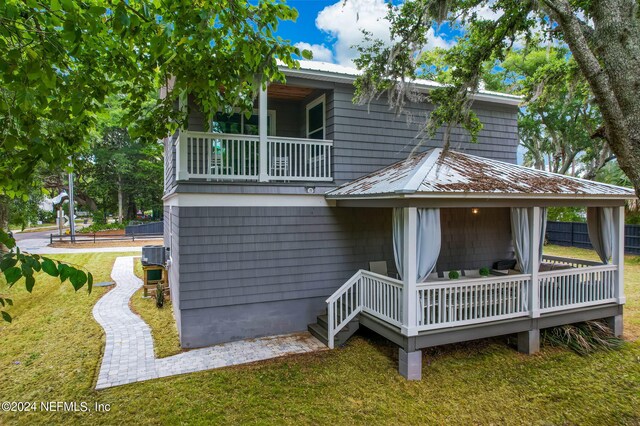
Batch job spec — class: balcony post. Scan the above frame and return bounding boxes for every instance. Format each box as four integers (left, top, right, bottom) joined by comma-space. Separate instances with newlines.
528, 206, 541, 318
612, 205, 625, 305
259, 85, 269, 182
176, 131, 188, 181
401, 207, 418, 336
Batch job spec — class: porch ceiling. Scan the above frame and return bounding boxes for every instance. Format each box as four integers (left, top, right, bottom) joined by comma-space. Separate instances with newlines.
267, 83, 315, 101
325, 148, 636, 202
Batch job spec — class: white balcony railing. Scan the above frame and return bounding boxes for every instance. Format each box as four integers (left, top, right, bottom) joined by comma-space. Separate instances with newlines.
175, 130, 333, 182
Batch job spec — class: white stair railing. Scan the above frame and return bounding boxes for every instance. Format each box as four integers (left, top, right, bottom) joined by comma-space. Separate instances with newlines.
326, 270, 403, 349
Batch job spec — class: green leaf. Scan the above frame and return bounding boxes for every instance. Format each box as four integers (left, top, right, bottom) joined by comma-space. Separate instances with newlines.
5, 298, 13, 306
4, 267, 22, 285
2, 311, 12, 323
301, 49, 313, 60
59, 264, 71, 283
87, 272, 93, 293
41, 258, 59, 277
0, 231, 16, 249
0, 255, 17, 270
25, 275, 35, 293
70, 270, 87, 291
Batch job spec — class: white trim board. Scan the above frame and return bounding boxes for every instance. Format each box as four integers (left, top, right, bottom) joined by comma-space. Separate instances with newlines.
163, 193, 336, 208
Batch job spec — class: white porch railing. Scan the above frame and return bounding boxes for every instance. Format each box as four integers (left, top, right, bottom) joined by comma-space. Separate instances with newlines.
325, 256, 620, 346
326, 270, 402, 349
175, 130, 333, 182
542, 255, 603, 268
416, 274, 531, 330
539, 264, 617, 312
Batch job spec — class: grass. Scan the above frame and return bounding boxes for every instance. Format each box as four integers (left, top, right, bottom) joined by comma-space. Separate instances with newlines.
129, 257, 181, 358
0, 246, 637, 425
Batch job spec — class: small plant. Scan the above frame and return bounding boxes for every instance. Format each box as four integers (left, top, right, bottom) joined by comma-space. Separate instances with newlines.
155, 282, 165, 308
479, 267, 490, 277
448, 270, 460, 279
542, 321, 623, 356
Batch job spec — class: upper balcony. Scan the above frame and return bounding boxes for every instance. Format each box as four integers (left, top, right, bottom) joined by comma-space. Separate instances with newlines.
173, 83, 333, 184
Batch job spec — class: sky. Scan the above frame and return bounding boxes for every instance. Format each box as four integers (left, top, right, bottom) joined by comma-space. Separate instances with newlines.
277, 0, 459, 66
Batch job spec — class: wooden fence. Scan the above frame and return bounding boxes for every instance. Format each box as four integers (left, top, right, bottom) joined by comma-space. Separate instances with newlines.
546, 221, 640, 255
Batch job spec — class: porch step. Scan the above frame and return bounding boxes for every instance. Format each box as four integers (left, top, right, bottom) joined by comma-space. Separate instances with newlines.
307, 313, 360, 347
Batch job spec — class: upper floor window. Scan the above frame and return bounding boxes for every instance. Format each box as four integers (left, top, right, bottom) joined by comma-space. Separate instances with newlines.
306, 95, 325, 140
211, 110, 276, 136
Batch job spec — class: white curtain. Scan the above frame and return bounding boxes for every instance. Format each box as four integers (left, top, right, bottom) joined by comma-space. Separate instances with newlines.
392, 208, 404, 280
416, 208, 441, 282
392, 207, 441, 282
511, 208, 532, 274
587, 207, 614, 264
510, 207, 547, 274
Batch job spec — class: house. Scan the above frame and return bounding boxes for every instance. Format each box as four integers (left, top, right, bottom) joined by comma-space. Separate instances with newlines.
162, 61, 634, 379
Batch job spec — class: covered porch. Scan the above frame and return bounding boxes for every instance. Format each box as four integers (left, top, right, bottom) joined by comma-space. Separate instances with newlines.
318, 149, 633, 379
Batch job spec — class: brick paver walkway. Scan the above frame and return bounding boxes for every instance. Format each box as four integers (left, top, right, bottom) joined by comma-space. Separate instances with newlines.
93, 257, 326, 389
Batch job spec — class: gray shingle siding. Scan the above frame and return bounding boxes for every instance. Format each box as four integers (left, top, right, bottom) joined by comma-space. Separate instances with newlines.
164, 206, 182, 338
172, 205, 395, 347
436, 207, 514, 272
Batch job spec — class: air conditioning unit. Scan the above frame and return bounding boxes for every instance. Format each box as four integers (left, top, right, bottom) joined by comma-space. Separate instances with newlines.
142, 245, 165, 266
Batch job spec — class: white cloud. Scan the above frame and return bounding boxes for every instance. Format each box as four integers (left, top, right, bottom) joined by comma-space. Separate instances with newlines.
314, 0, 453, 66
294, 42, 334, 63
315, 0, 391, 66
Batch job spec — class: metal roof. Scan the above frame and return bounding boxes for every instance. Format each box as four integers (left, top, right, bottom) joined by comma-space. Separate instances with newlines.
280, 61, 522, 106
326, 148, 636, 200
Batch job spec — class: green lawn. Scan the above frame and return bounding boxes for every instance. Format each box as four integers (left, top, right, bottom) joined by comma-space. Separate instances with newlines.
129, 257, 182, 358
0, 246, 638, 425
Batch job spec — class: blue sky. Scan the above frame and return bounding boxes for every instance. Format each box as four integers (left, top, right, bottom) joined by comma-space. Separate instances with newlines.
275, 0, 472, 66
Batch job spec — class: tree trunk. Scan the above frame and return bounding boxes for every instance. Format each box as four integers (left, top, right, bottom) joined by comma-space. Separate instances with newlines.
117, 176, 123, 224
544, 0, 640, 199
0, 196, 8, 231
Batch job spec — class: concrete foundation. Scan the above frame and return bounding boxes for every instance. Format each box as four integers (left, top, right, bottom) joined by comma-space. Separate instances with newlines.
398, 348, 422, 380
517, 329, 540, 355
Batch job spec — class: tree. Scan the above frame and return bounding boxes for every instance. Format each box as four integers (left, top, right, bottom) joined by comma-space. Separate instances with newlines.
0, 0, 308, 321
354, 0, 640, 199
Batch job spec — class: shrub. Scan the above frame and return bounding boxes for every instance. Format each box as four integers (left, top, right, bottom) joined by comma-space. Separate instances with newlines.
155, 282, 165, 308
78, 222, 126, 234
479, 267, 490, 277
542, 321, 623, 356
448, 270, 460, 279
92, 210, 107, 225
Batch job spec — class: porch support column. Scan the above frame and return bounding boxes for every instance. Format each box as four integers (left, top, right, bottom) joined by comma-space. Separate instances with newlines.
517, 329, 540, 355
609, 205, 625, 337
521, 206, 541, 355
398, 347, 422, 380
258, 85, 269, 182
528, 206, 541, 319
612, 205, 625, 305
176, 131, 188, 181
401, 207, 418, 336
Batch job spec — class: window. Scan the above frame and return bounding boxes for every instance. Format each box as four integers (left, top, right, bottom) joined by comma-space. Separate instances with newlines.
211, 110, 276, 136
306, 95, 325, 140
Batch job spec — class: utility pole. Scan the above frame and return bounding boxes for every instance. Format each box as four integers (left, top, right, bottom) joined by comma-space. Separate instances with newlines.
68, 165, 76, 243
